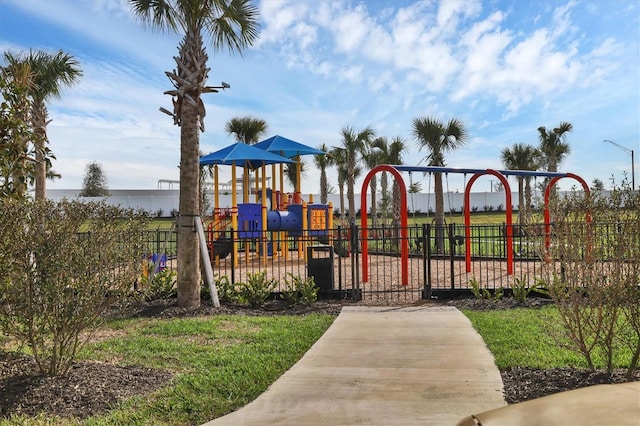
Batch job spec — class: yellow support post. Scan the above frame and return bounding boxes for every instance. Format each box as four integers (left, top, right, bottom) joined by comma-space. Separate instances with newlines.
300, 201, 308, 261
231, 163, 239, 268
261, 162, 268, 266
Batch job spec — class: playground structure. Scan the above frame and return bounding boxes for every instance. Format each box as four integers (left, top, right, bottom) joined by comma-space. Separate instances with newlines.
200, 137, 336, 268
360, 165, 590, 288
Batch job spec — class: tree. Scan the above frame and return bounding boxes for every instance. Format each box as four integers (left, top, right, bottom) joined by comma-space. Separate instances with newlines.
412, 117, 467, 252
362, 138, 383, 225
408, 178, 422, 218
338, 125, 375, 223
131, 0, 260, 308
0, 62, 36, 199
500, 143, 540, 225
4, 50, 82, 200
0, 199, 148, 375
591, 178, 605, 191
284, 157, 307, 192
225, 116, 268, 144
331, 147, 349, 220
387, 137, 407, 226
370, 137, 391, 223
538, 121, 572, 173
313, 143, 333, 204
79, 161, 110, 197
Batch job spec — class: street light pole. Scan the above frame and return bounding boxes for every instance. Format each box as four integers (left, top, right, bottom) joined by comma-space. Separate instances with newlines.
603, 140, 635, 191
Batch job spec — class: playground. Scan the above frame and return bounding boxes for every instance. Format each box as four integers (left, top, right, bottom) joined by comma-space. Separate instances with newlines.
191, 136, 594, 302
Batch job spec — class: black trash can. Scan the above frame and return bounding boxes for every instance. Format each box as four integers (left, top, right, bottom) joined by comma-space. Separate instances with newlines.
307, 244, 334, 293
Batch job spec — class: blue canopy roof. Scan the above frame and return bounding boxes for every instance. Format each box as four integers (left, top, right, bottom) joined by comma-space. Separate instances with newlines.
254, 135, 325, 158
199, 142, 293, 169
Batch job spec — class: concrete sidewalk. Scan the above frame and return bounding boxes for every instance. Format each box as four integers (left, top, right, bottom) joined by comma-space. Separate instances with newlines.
203, 306, 506, 425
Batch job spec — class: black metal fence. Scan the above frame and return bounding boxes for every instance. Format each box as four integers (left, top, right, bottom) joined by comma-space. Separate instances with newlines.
139, 221, 633, 303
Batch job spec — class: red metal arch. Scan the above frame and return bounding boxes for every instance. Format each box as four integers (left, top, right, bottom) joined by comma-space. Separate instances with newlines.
464, 170, 514, 275
360, 165, 409, 285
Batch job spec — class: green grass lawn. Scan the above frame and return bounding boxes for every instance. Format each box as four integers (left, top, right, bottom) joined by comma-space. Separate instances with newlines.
463, 306, 635, 369
4, 305, 634, 425
1, 314, 336, 426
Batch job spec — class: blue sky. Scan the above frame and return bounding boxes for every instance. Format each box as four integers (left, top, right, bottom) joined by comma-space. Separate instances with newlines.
1, 0, 638, 194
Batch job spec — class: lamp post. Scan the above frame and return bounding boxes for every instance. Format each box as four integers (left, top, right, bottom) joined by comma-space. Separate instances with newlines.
603, 140, 635, 191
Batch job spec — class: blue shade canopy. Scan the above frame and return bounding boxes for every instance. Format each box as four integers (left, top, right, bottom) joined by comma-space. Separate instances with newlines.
254, 135, 326, 158
199, 142, 293, 169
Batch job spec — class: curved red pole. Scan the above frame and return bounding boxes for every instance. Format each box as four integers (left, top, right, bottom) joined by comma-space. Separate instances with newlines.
361, 165, 409, 285
464, 170, 513, 275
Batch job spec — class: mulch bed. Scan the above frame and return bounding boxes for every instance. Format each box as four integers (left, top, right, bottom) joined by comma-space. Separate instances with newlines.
1, 297, 637, 420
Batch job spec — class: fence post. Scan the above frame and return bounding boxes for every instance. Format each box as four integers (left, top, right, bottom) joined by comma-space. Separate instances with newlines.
351, 222, 359, 292
422, 223, 431, 299
449, 222, 455, 292
337, 225, 343, 293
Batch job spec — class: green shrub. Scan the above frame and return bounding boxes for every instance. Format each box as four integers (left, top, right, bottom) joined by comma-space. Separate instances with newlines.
237, 271, 276, 308
511, 276, 528, 303
281, 273, 318, 307
0, 199, 148, 376
538, 179, 640, 378
470, 277, 503, 301
145, 268, 177, 300
211, 274, 236, 304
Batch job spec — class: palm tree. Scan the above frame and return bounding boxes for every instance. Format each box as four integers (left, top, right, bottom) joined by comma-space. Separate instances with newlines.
339, 125, 375, 223
284, 158, 307, 193
387, 137, 407, 226
538, 121, 572, 173
363, 137, 385, 225
371, 137, 391, 223
130, 0, 260, 308
313, 143, 333, 204
330, 147, 349, 220
4, 50, 82, 200
411, 117, 467, 252
501, 143, 540, 225
225, 116, 267, 144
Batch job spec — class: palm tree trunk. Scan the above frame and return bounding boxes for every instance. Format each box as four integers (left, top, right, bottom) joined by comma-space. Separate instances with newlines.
434, 172, 445, 253
524, 177, 533, 218
347, 163, 356, 224
177, 99, 202, 308
32, 103, 47, 201
320, 169, 328, 204
380, 172, 389, 223
370, 176, 377, 227
518, 177, 525, 225
175, 30, 206, 309
338, 183, 345, 220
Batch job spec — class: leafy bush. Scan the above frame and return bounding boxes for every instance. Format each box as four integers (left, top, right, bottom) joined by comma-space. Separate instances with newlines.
281, 273, 318, 307
204, 274, 236, 304
237, 271, 276, 308
0, 199, 148, 376
538, 179, 640, 378
510, 275, 544, 303
145, 268, 177, 300
469, 277, 502, 301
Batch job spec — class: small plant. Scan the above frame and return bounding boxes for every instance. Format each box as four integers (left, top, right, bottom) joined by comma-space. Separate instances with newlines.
469, 277, 500, 300
281, 273, 318, 307
146, 268, 177, 300
469, 276, 483, 299
214, 274, 236, 304
511, 276, 547, 303
237, 271, 276, 308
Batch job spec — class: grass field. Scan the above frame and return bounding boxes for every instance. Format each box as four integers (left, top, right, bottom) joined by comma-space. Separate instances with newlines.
2, 304, 636, 425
